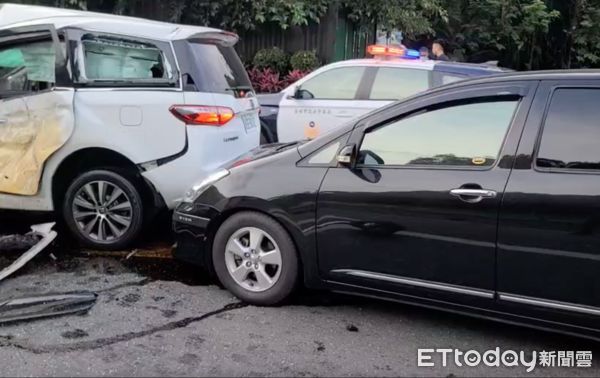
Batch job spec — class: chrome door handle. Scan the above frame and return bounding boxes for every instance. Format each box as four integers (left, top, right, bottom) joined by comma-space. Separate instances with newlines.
450, 188, 497, 203
0, 119, 7, 124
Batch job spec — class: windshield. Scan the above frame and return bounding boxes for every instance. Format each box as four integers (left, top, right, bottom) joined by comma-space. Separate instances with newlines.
188, 41, 252, 96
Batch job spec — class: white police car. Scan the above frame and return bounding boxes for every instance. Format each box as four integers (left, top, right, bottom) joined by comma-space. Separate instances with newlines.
258, 45, 509, 143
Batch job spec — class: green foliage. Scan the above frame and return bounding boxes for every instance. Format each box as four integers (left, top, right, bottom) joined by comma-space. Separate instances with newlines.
172, 0, 329, 32
571, 0, 600, 67
252, 47, 289, 73
341, 0, 447, 37
290, 50, 320, 71
15, 0, 600, 69
437, 0, 560, 69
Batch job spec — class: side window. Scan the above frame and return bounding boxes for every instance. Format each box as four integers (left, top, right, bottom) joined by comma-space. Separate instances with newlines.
441, 73, 466, 85
79, 33, 174, 83
537, 88, 600, 171
359, 100, 519, 167
308, 140, 342, 165
300, 66, 365, 100
369, 67, 429, 100
0, 34, 56, 94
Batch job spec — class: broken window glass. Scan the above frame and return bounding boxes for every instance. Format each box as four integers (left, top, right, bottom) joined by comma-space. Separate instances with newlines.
81, 34, 172, 81
0, 39, 56, 92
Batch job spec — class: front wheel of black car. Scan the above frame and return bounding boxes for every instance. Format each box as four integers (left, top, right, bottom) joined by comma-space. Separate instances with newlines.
212, 211, 299, 306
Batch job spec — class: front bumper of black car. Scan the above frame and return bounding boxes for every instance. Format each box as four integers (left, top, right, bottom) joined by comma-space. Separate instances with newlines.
172, 203, 221, 268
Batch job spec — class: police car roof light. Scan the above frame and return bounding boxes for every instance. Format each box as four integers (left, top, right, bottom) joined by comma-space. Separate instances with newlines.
367, 44, 420, 60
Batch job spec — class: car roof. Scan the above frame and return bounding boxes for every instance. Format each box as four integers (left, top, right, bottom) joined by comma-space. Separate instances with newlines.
327, 58, 509, 74
0, 3, 228, 42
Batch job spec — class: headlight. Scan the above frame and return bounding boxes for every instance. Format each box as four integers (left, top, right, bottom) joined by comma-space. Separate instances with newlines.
182, 168, 230, 203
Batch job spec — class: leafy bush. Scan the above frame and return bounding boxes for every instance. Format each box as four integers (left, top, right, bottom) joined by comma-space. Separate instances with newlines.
248, 67, 286, 93
283, 69, 310, 87
252, 47, 289, 73
290, 50, 320, 71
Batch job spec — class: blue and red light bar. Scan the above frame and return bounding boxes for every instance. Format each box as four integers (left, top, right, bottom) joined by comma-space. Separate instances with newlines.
367, 44, 420, 60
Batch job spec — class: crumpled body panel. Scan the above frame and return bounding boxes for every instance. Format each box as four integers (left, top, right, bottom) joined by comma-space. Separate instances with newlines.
0, 90, 73, 195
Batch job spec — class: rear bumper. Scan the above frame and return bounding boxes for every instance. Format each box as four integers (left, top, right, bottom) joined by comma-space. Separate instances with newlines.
143, 124, 259, 209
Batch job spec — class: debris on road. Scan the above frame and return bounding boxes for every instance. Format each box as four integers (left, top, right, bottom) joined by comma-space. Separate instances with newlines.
0, 291, 97, 325
0, 223, 57, 282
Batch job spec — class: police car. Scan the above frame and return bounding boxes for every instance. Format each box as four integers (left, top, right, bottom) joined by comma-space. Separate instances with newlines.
258, 44, 510, 143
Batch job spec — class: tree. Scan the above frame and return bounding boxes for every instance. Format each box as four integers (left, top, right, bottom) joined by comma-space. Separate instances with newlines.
435, 0, 559, 69
341, 0, 447, 37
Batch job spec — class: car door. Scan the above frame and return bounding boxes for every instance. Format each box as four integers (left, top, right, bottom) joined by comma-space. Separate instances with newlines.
0, 24, 73, 196
317, 82, 536, 304
498, 81, 600, 327
277, 65, 373, 143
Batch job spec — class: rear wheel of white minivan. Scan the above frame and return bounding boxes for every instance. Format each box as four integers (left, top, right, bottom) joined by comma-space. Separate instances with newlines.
62, 170, 144, 250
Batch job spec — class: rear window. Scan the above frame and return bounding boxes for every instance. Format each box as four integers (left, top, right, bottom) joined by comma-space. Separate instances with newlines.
188, 42, 251, 95
537, 88, 600, 171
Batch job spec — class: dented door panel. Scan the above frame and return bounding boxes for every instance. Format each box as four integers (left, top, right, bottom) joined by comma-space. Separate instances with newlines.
0, 24, 73, 196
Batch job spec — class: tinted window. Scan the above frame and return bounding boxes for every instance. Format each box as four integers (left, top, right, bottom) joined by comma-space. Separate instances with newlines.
0, 34, 55, 94
359, 100, 518, 167
300, 66, 365, 100
537, 89, 600, 171
369, 67, 429, 100
308, 140, 341, 165
81, 34, 173, 82
188, 42, 252, 95
441, 73, 466, 85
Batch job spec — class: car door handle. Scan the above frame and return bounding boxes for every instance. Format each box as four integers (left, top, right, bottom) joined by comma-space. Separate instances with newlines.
450, 188, 497, 203
335, 112, 355, 118
0, 119, 7, 124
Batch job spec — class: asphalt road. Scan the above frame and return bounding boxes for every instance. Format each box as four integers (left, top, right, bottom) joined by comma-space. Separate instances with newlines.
0, 217, 599, 377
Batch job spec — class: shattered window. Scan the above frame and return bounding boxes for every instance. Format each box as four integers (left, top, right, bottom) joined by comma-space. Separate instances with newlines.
0, 39, 56, 93
81, 34, 172, 82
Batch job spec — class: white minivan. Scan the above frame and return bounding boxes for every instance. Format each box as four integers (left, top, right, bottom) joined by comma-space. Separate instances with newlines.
0, 4, 260, 249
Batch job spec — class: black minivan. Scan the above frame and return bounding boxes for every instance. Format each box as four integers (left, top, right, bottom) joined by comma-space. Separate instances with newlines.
173, 71, 600, 340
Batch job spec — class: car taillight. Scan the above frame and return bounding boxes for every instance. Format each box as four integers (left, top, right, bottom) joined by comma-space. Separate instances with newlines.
169, 105, 235, 126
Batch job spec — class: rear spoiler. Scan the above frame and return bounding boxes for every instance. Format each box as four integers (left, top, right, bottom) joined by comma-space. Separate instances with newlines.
187, 31, 239, 47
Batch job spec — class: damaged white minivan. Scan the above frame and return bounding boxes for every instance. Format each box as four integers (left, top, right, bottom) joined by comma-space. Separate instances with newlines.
0, 4, 260, 249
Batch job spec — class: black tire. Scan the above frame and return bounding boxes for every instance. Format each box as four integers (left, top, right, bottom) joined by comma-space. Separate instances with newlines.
62, 169, 144, 250
212, 211, 299, 306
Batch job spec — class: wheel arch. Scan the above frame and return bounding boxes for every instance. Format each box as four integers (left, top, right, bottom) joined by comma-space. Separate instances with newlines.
204, 206, 320, 288
52, 147, 164, 211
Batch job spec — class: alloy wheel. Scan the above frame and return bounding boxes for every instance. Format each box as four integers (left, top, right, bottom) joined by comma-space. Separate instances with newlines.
224, 227, 283, 292
71, 180, 133, 243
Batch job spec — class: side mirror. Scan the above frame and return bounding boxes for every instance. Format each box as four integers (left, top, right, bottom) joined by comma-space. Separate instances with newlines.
336, 144, 355, 166
288, 86, 314, 100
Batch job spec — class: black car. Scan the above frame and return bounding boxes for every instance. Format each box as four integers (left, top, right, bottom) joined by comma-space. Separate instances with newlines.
174, 71, 600, 340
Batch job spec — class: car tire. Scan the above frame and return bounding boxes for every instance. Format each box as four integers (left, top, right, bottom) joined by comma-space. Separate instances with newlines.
212, 211, 299, 306
62, 169, 144, 250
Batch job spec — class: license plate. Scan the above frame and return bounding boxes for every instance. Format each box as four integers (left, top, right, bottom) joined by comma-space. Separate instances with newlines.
241, 113, 258, 132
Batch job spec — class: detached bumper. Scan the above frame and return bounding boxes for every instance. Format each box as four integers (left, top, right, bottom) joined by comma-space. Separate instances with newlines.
172, 203, 221, 268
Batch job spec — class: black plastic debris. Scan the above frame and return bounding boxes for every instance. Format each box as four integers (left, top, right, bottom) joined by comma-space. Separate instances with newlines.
0, 292, 97, 325
0, 233, 40, 251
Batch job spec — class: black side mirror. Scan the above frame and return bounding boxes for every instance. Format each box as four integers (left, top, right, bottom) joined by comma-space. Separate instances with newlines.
289, 86, 314, 100
336, 144, 356, 166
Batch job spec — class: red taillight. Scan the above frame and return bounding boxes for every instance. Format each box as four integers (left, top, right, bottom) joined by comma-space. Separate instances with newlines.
169, 105, 235, 126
